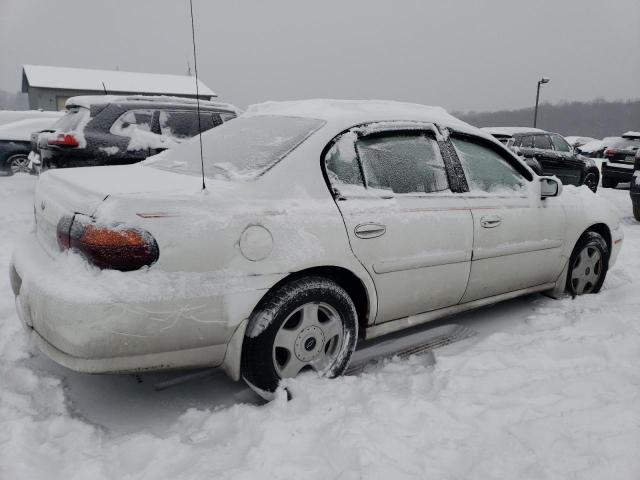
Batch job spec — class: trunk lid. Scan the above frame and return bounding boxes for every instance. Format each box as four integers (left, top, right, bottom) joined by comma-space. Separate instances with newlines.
34, 164, 210, 256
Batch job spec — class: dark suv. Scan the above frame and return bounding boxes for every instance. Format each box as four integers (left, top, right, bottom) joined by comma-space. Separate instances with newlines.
487, 127, 600, 192
601, 133, 640, 188
32, 95, 238, 171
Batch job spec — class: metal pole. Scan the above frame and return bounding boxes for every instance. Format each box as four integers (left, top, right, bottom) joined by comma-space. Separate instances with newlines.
533, 81, 541, 128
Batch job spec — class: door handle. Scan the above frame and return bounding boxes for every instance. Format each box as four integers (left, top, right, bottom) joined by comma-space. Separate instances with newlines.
354, 222, 386, 239
480, 215, 502, 228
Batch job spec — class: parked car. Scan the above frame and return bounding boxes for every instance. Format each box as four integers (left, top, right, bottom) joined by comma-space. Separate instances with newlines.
601, 132, 640, 188
576, 137, 618, 158
482, 128, 543, 175
0, 117, 60, 175
629, 149, 640, 220
0, 110, 62, 128
31, 95, 238, 171
565, 136, 597, 149
485, 127, 600, 192
10, 100, 622, 396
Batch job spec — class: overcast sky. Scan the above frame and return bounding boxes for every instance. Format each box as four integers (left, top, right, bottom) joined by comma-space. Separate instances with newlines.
1, 0, 639, 113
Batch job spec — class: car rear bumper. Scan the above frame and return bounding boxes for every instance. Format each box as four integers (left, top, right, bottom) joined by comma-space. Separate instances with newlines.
11, 234, 281, 374
602, 162, 634, 181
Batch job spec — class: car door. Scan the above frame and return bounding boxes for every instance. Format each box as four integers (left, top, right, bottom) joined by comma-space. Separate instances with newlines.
324, 124, 473, 323
448, 133, 567, 302
549, 133, 586, 186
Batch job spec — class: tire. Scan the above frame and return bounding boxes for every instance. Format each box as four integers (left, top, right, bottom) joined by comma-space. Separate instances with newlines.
565, 231, 609, 296
5, 154, 30, 176
601, 177, 618, 189
583, 171, 598, 193
242, 276, 358, 395
633, 205, 640, 222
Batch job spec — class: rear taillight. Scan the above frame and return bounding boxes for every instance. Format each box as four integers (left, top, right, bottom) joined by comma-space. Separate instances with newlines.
57, 215, 159, 271
604, 148, 617, 158
48, 133, 80, 147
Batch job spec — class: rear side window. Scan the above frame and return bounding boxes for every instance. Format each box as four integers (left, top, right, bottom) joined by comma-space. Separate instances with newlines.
110, 110, 155, 135
533, 135, 553, 150
324, 132, 366, 195
451, 136, 526, 193
551, 134, 572, 152
52, 107, 89, 132
159, 110, 216, 139
356, 132, 448, 194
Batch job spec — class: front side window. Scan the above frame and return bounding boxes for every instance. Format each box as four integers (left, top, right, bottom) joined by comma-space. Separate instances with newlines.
356, 132, 449, 194
516, 135, 533, 148
533, 134, 553, 150
451, 136, 526, 193
551, 134, 572, 152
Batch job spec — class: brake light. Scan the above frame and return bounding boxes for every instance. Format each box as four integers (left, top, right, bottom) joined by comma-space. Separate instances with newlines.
57, 215, 159, 271
604, 148, 617, 158
48, 133, 80, 147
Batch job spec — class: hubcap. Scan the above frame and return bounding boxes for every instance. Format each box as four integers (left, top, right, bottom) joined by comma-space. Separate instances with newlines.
571, 245, 602, 294
9, 156, 30, 174
272, 302, 344, 379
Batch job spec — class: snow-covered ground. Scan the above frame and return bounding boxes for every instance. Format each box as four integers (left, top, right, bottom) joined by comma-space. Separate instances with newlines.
1, 175, 639, 479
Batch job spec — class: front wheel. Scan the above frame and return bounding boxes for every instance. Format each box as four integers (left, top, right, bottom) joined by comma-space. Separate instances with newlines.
242, 276, 358, 395
566, 231, 609, 296
583, 171, 598, 192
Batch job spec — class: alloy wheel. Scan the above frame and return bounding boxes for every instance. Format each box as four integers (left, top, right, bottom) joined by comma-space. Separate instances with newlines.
9, 155, 30, 174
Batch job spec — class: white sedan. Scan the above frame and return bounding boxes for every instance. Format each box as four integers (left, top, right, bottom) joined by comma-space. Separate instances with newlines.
10, 100, 623, 394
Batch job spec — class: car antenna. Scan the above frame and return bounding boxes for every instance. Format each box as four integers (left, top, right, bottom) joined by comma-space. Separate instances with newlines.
189, 0, 206, 191
101, 81, 108, 95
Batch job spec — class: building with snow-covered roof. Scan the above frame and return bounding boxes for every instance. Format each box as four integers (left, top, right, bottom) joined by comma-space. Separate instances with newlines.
21, 65, 215, 111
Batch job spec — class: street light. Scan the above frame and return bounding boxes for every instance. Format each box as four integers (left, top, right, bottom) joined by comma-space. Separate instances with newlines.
533, 76, 550, 128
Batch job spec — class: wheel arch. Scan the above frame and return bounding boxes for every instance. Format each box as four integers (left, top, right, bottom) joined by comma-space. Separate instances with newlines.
250, 265, 373, 338
585, 222, 611, 253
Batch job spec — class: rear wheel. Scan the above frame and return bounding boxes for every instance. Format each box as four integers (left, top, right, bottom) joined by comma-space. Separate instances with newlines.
5, 154, 30, 175
601, 177, 618, 189
583, 171, 598, 192
242, 277, 358, 396
566, 231, 609, 296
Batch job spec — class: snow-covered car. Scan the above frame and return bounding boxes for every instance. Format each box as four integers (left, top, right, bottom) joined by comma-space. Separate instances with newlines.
565, 136, 597, 149
32, 95, 238, 171
10, 100, 623, 395
0, 117, 60, 175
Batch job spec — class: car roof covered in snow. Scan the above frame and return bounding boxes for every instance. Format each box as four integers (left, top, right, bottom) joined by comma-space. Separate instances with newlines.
244, 99, 474, 132
0, 117, 60, 142
482, 126, 547, 135
482, 127, 514, 138
22, 64, 216, 98
65, 95, 240, 113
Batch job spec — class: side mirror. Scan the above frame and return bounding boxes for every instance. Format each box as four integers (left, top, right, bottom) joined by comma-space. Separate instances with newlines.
540, 176, 562, 198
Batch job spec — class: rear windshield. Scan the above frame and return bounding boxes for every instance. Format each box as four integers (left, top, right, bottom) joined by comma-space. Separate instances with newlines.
146, 115, 325, 179
609, 137, 640, 150
52, 107, 89, 132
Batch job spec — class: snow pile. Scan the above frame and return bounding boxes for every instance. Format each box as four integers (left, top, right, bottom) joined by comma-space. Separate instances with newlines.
1, 176, 640, 479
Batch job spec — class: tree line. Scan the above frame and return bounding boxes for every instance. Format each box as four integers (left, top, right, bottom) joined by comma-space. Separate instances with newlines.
456, 99, 640, 139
